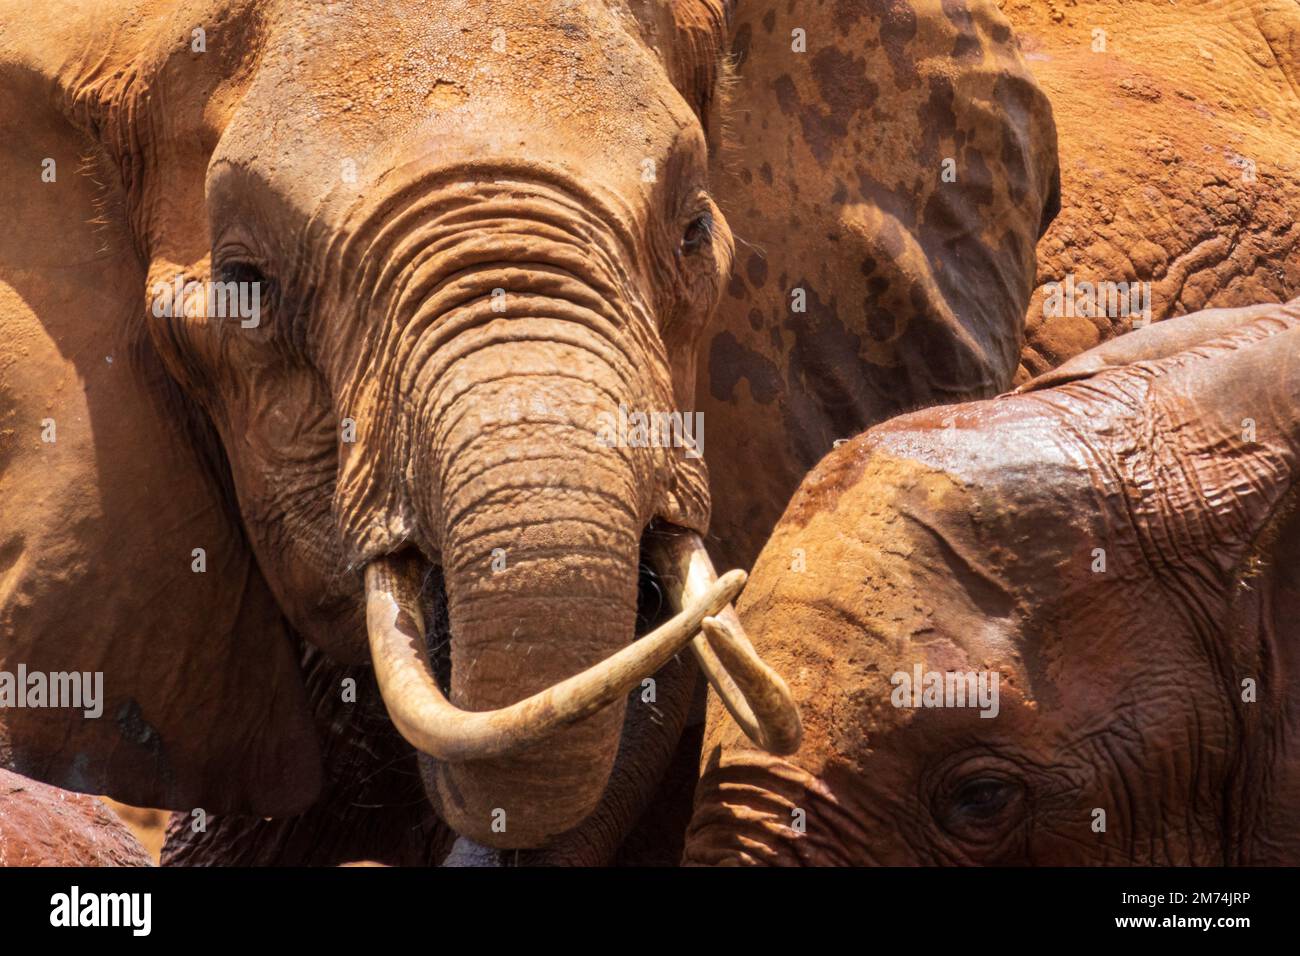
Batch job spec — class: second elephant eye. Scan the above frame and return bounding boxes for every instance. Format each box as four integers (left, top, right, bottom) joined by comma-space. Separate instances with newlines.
938, 773, 1026, 844
680, 213, 712, 255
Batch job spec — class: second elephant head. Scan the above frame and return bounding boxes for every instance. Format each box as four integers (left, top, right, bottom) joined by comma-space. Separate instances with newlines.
687, 302, 1300, 865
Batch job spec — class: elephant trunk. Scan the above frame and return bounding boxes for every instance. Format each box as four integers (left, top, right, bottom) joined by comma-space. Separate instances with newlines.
433, 380, 644, 845
353, 189, 798, 847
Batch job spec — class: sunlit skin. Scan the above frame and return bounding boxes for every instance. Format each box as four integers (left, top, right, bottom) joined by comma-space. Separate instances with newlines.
0, 769, 153, 866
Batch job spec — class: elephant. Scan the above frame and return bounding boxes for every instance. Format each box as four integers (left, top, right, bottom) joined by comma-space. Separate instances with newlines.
684, 300, 1300, 865
0, 0, 1058, 864
1001, 0, 1300, 377
0, 769, 153, 866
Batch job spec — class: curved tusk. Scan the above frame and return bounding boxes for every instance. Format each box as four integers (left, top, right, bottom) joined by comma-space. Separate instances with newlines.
365, 554, 747, 763
698, 613, 802, 754
648, 532, 803, 755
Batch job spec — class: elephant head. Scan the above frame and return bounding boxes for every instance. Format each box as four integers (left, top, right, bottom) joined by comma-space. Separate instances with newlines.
685, 301, 1300, 865
0, 0, 799, 850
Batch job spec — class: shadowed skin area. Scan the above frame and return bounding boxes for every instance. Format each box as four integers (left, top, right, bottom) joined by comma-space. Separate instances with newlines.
1003, 0, 1300, 376
686, 301, 1300, 865
160, 573, 702, 866
0, 769, 153, 866
700, 0, 1060, 572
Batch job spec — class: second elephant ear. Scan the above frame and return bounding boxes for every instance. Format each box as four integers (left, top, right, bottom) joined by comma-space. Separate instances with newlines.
1114, 305, 1300, 585
701, 0, 1059, 567
1019, 302, 1290, 392
0, 12, 318, 816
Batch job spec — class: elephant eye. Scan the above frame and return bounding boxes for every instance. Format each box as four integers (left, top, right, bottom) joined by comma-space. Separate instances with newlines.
218, 260, 268, 289
953, 778, 1017, 821
680, 212, 712, 255
208, 259, 276, 331
936, 772, 1025, 845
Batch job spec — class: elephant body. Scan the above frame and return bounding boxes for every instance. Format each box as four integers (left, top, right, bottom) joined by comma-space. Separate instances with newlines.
160, 628, 702, 866
1005, 0, 1300, 375
0, 769, 153, 866
0, 0, 762, 853
699, 0, 1059, 570
686, 301, 1300, 865
160, 642, 452, 866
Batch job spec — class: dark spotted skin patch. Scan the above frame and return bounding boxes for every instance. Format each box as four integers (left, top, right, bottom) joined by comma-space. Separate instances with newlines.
878, 0, 920, 90
732, 22, 752, 68
708, 331, 782, 406
699, 0, 1060, 569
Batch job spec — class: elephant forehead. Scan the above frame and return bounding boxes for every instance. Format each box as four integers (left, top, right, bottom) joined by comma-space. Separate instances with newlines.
741, 450, 1024, 700
736, 402, 1123, 712
731, 464, 1032, 773
774, 399, 1102, 575
224, 1, 693, 175
206, 0, 705, 244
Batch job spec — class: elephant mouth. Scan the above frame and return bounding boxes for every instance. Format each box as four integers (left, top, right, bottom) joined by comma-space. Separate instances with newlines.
362, 524, 802, 767
408, 550, 674, 713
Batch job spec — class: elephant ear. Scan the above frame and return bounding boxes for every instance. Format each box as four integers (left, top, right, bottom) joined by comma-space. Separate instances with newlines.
1116, 305, 1300, 588
700, 0, 1059, 567
0, 29, 318, 815
1019, 302, 1289, 392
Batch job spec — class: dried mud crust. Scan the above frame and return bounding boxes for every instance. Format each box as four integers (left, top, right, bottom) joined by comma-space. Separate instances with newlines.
0, 768, 153, 866
1004, 0, 1300, 377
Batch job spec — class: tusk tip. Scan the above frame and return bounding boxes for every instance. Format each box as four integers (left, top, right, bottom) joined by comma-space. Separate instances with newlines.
715, 569, 747, 601
699, 611, 804, 756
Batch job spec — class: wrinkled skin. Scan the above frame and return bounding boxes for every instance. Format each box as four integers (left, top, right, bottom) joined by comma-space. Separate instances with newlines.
0, 0, 1056, 862
686, 301, 1300, 865
0, 769, 153, 866
0, 0, 732, 852
700, 0, 1060, 570
1004, 0, 1300, 375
